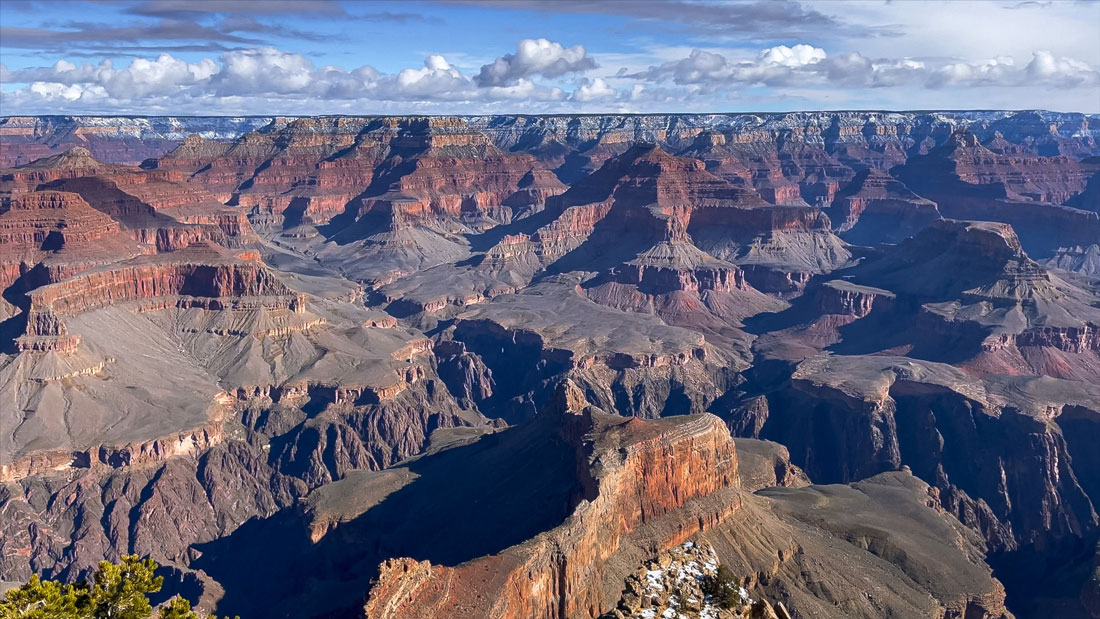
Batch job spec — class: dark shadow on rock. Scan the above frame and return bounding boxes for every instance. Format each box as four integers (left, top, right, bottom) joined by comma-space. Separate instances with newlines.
192, 414, 580, 618
464, 206, 558, 253
989, 532, 1099, 619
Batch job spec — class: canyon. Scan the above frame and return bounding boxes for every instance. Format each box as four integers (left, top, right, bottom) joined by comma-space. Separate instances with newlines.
0, 111, 1098, 619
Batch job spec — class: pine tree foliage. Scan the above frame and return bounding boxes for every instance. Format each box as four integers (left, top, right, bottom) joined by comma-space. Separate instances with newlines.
0, 556, 215, 619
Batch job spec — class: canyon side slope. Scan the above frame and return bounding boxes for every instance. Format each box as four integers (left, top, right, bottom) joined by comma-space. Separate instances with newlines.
1, 111, 1099, 619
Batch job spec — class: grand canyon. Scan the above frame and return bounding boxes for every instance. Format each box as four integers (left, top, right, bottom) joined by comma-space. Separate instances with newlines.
0, 109, 1097, 618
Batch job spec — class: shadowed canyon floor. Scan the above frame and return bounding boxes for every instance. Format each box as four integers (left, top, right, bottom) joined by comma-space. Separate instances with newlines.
2, 111, 1099, 618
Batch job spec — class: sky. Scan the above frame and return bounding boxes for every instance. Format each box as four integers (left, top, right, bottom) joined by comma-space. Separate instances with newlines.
0, 0, 1098, 115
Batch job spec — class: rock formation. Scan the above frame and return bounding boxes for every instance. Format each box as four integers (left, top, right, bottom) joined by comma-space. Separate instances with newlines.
827, 167, 941, 244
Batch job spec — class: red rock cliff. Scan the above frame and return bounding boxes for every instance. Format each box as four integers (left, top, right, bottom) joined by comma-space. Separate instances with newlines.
363, 382, 740, 619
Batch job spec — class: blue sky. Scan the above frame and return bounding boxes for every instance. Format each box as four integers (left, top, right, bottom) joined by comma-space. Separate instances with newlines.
1, 0, 1098, 115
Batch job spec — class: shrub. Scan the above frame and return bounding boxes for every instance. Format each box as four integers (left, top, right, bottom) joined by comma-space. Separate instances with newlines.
699, 564, 740, 609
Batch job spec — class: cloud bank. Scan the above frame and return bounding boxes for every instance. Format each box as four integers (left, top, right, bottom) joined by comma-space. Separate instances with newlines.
626, 45, 1099, 91
1, 40, 1097, 114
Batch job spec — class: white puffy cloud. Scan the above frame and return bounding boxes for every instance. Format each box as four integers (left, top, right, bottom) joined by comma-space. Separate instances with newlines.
759, 44, 826, 68
0, 43, 581, 112
927, 56, 1016, 88
383, 55, 468, 98
476, 38, 596, 86
481, 78, 565, 101
4, 55, 219, 98
211, 48, 313, 95
639, 49, 731, 85
28, 82, 107, 102
1025, 51, 1099, 87
571, 77, 617, 102
625, 45, 828, 88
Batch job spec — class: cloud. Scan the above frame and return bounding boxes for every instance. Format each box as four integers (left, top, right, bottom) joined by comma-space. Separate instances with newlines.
927, 56, 1017, 88
0, 22, 257, 51
27, 81, 107, 103
355, 12, 435, 23
380, 55, 470, 99
0, 1, 343, 55
2, 40, 1096, 115
445, 0, 893, 39
571, 77, 616, 102
210, 48, 314, 95
0, 44, 572, 110
628, 44, 1098, 91
626, 45, 828, 88
1025, 50, 1099, 87
759, 44, 826, 68
476, 39, 596, 87
217, 15, 333, 42
3, 55, 219, 97
125, 0, 346, 17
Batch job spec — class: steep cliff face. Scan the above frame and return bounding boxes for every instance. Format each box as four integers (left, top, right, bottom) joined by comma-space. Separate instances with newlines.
705, 471, 1010, 619
812, 280, 895, 317
25, 243, 297, 316
1, 148, 258, 256
740, 219, 1100, 383
363, 382, 740, 619
725, 354, 1100, 556
0, 146, 123, 187
7, 111, 1099, 173
351, 120, 554, 231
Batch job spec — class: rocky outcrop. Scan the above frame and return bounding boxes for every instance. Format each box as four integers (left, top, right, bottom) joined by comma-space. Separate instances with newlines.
0, 190, 146, 289
813, 280, 895, 317
25, 242, 301, 317
445, 281, 743, 421
832, 220, 1100, 379
0, 147, 122, 187
353, 120, 551, 231
41, 174, 258, 250
600, 540, 765, 619
0, 414, 226, 482
704, 471, 1011, 619
8, 112, 1100, 170
827, 168, 941, 244
2, 148, 258, 256
584, 240, 787, 333
12, 242, 303, 353
362, 381, 741, 619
